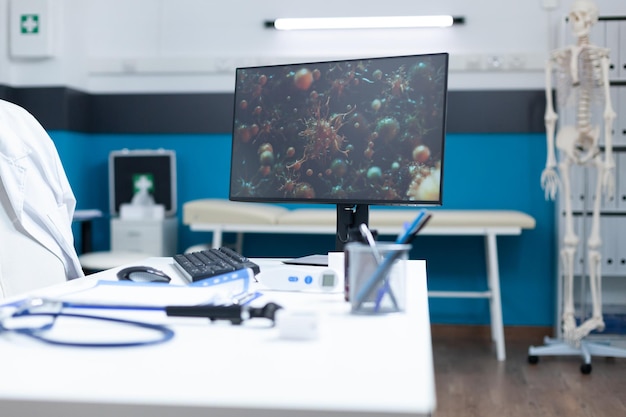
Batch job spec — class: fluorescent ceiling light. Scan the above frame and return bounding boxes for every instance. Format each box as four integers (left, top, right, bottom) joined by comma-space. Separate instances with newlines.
268, 15, 462, 30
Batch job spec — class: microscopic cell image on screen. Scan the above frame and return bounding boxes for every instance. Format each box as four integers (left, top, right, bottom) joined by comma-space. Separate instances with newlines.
229, 53, 448, 206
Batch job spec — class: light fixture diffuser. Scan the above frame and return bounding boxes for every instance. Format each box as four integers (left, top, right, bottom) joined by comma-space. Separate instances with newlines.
267, 15, 463, 30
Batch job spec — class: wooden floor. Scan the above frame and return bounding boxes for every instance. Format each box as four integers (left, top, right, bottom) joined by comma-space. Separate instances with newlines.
431, 327, 626, 417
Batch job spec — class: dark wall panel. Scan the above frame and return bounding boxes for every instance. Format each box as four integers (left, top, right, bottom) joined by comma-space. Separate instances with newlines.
0, 86, 91, 131
446, 90, 546, 133
1, 85, 546, 134
88, 93, 233, 133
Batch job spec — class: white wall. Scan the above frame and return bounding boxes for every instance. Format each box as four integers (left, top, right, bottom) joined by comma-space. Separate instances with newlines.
1, 0, 624, 92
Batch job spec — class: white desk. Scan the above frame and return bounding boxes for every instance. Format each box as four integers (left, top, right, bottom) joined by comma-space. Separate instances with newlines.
0, 258, 436, 416
185, 203, 536, 361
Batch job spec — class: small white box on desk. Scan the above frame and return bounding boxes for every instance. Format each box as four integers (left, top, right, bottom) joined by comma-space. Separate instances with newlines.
111, 217, 178, 256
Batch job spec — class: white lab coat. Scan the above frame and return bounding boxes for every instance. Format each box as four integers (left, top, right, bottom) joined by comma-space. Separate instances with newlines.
0, 99, 83, 297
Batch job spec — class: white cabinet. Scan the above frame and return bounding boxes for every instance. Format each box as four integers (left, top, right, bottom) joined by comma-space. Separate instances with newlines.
600, 215, 619, 276
605, 19, 621, 80
621, 20, 626, 80
616, 87, 626, 147
111, 217, 178, 256
617, 152, 626, 211
568, 164, 588, 212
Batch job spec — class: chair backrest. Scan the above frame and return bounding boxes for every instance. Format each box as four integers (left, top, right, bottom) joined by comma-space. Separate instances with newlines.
0, 181, 67, 298
0, 99, 83, 300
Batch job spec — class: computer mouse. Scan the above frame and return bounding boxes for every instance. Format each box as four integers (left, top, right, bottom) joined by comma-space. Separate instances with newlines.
117, 266, 171, 283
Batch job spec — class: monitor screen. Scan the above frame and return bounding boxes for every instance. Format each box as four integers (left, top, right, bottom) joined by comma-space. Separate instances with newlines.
229, 53, 448, 248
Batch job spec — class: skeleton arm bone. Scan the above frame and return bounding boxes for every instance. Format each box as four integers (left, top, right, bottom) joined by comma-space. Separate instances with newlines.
541, 56, 560, 201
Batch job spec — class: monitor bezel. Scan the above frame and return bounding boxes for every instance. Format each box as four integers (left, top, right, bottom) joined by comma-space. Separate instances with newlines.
228, 52, 449, 208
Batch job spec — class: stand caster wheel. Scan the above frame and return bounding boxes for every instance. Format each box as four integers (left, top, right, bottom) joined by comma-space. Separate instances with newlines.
580, 363, 592, 374
528, 355, 539, 364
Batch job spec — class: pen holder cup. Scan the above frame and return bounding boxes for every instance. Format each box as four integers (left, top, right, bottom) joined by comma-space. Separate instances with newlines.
346, 243, 411, 315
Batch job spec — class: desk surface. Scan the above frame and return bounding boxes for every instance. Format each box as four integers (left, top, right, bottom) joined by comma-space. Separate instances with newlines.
0, 258, 435, 417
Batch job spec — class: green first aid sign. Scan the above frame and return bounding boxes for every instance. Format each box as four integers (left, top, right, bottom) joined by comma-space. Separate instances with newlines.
21, 14, 40, 34
10, 1, 53, 58
133, 174, 155, 194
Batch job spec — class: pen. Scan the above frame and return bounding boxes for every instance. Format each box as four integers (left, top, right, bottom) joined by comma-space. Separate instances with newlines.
354, 248, 404, 310
373, 213, 432, 311
395, 209, 428, 244
355, 210, 431, 310
408, 213, 432, 243
359, 223, 382, 262
359, 223, 399, 311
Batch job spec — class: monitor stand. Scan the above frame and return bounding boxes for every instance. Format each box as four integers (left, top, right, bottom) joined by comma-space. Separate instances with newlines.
336, 203, 369, 251
282, 254, 330, 267
282, 203, 369, 266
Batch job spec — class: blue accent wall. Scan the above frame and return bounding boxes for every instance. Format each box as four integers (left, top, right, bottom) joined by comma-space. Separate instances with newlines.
51, 130, 557, 327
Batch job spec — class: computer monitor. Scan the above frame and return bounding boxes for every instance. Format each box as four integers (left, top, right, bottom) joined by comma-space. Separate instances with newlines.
229, 53, 448, 250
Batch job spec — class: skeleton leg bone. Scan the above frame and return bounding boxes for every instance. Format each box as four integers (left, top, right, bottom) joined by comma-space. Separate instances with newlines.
558, 157, 580, 344
571, 156, 606, 342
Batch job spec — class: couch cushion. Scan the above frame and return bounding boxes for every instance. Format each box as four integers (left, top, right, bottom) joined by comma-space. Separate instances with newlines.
183, 199, 288, 225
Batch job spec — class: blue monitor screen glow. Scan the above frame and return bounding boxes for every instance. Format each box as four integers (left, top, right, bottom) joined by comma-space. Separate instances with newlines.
229, 53, 449, 249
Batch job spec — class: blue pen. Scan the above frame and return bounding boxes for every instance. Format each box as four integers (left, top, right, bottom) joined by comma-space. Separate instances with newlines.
395, 209, 428, 244
355, 246, 406, 311
414, 212, 432, 233
373, 212, 432, 311
354, 210, 428, 309
360, 224, 399, 311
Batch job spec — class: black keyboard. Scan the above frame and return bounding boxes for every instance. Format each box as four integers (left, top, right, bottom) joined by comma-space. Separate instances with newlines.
173, 247, 261, 282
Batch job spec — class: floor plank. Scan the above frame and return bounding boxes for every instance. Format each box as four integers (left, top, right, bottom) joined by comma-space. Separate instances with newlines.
431, 330, 626, 417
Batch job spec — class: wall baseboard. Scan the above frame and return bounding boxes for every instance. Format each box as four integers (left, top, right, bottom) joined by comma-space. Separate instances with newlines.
431, 324, 554, 343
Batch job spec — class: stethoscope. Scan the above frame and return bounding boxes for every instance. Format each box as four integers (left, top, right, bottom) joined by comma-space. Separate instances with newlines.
0, 297, 175, 348
1, 294, 280, 348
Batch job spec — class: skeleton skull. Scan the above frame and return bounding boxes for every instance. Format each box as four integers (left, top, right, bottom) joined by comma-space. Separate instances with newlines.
569, 0, 599, 38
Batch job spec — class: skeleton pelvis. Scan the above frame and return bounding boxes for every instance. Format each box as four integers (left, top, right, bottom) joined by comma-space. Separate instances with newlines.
556, 125, 600, 164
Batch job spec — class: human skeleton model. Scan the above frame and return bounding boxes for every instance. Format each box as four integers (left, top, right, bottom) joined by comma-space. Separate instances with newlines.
541, 0, 616, 346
